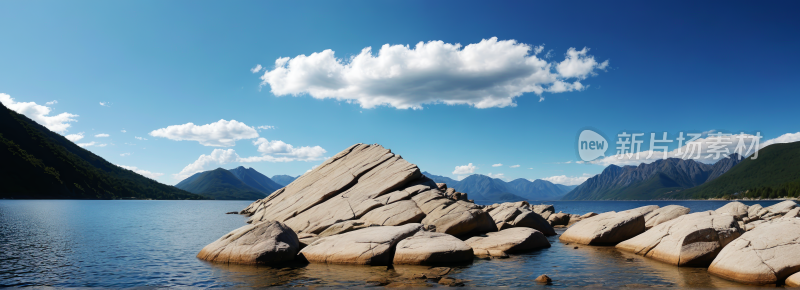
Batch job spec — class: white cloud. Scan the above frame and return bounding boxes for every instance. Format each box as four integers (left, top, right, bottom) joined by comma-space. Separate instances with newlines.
257, 125, 275, 130
46, 100, 58, 105
95, 133, 109, 138
492, 163, 503, 167
590, 132, 800, 166
487, 173, 505, 180
78, 141, 96, 147
250, 64, 263, 73
306, 164, 320, 173
555, 47, 609, 79
96, 143, 107, 147
510, 164, 520, 168
259, 37, 608, 109
174, 139, 327, 180
149, 119, 258, 147
117, 165, 164, 180
452, 163, 477, 175
0, 93, 79, 134
65, 132, 85, 142
121, 129, 127, 133
135, 136, 147, 140
99, 102, 111, 107
542, 173, 594, 186
120, 153, 131, 157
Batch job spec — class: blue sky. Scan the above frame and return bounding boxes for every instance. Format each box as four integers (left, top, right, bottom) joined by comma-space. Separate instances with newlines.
1, 0, 799, 185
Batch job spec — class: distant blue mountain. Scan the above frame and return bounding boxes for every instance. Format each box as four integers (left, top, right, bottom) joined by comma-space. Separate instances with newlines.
422, 171, 572, 202
271, 174, 298, 186
176, 166, 282, 200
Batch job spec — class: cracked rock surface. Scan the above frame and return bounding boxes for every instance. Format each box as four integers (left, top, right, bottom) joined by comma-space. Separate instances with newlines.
392, 231, 473, 265
197, 221, 299, 265
617, 211, 743, 266
299, 223, 422, 265
708, 219, 800, 285
715, 202, 749, 220
485, 201, 556, 236
361, 200, 425, 226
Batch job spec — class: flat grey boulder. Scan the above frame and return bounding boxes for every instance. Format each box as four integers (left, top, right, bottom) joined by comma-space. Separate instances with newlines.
708, 219, 800, 285
393, 231, 473, 265
361, 200, 425, 226
766, 200, 798, 215
559, 206, 651, 245
715, 202, 749, 220
466, 227, 550, 256
197, 221, 299, 265
299, 223, 422, 265
617, 212, 743, 266
644, 205, 690, 229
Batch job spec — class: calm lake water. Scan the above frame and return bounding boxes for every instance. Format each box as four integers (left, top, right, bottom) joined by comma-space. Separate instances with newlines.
0, 199, 788, 288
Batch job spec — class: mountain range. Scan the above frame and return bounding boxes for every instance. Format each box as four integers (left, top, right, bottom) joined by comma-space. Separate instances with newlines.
0, 103, 203, 200
563, 154, 741, 200
422, 172, 575, 202
271, 174, 298, 186
175, 166, 283, 200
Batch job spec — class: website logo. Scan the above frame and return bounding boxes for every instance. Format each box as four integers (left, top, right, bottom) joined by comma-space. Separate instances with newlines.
578, 130, 608, 162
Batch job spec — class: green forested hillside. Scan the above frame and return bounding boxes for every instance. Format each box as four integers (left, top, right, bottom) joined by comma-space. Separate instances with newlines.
676, 141, 800, 199
0, 103, 204, 199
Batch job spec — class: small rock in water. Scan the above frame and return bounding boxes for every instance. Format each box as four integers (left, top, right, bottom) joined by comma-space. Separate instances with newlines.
366, 276, 392, 286
574, 246, 579, 249
225, 211, 238, 214
535, 274, 552, 283
438, 277, 465, 286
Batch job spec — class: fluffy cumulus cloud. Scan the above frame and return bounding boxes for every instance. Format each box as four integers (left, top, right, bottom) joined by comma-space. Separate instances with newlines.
0, 93, 79, 134
65, 132, 85, 142
174, 139, 327, 180
542, 173, 595, 186
117, 165, 164, 180
590, 132, 800, 166
259, 37, 608, 109
95, 133, 109, 138
492, 163, 503, 167
452, 163, 477, 175
149, 119, 259, 147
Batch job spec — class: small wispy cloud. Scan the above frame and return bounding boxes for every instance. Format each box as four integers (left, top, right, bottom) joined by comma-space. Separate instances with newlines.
45, 100, 58, 105
492, 163, 503, 167
99, 102, 111, 107
135, 136, 147, 140
250, 64, 263, 73
78, 141, 96, 147
121, 129, 126, 133
257, 125, 275, 130
510, 164, 520, 168
65, 132, 85, 142
120, 152, 131, 157
95, 133, 109, 138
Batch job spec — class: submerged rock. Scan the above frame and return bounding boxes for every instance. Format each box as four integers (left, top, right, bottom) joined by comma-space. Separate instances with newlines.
299, 223, 422, 265
535, 274, 552, 283
197, 221, 299, 265
559, 206, 651, 245
617, 212, 743, 266
708, 219, 800, 285
393, 231, 473, 265
466, 227, 550, 256
644, 205, 690, 229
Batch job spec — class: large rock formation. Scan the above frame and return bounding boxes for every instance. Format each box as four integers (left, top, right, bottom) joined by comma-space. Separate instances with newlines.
241, 144, 496, 237
392, 231, 474, 265
616, 212, 743, 266
708, 219, 800, 285
644, 205, 690, 229
197, 221, 299, 265
765, 200, 797, 215
466, 227, 551, 256
559, 206, 653, 245
299, 223, 422, 265
484, 201, 556, 236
